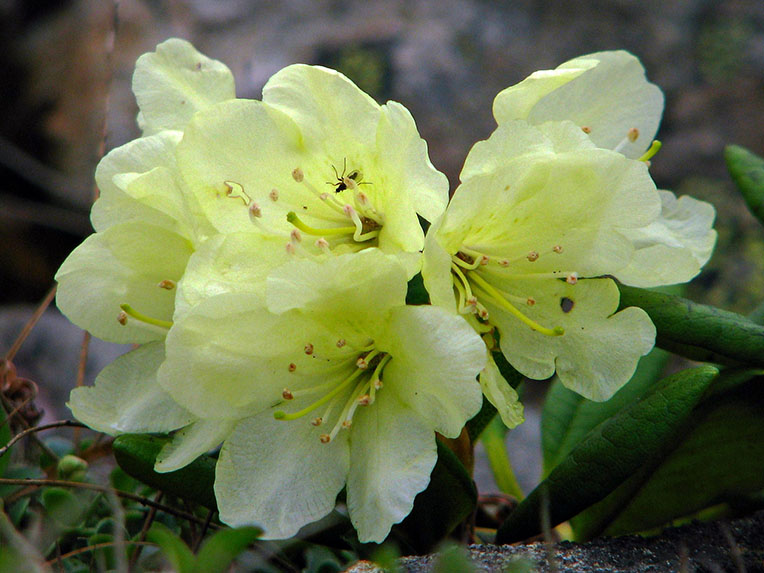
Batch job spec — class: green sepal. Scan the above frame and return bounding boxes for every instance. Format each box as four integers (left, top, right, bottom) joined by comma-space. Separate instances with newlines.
112, 434, 217, 510
618, 284, 764, 366
725, 144, 764, 225
495, 365, 718, 544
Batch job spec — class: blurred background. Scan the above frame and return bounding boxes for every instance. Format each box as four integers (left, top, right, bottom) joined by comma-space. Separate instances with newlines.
1, 0, 763, 494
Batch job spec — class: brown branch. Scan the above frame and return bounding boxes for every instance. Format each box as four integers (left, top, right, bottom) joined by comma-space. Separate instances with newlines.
0, 478, 220, 529
45, 540, 158, 566
0, 420, 85, 458
3, 286, 57, 364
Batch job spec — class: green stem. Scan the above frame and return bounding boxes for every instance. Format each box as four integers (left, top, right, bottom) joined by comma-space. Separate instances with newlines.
480, 416, 524, 500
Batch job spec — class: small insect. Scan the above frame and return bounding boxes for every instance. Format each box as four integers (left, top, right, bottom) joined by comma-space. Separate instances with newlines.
327, 158, 370, 193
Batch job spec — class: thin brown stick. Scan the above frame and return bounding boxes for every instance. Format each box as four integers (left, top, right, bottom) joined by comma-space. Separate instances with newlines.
128, 491, 162, 570
45, 540, 158, 566
0, 478, 218, 529
192, 509, 216, 553
72, 331, 91, 448
3, 286, 57, 364
0, 420, 85, 458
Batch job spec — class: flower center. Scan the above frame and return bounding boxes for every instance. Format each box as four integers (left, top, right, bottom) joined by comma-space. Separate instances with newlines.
450, 247, 568, 337
274, 341, 391, 444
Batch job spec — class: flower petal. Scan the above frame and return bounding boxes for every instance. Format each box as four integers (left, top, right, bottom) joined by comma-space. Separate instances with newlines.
479, 353, 524, 429
617, 191, 717, 287
133, 38, 235, 135
381, 305, 485, 437
67, 342, 194, 434
215, 412, 349, 538
346, 389, 436, 543
155, 418, 235, 472
488, 278, 655, 401
55, 222, 193, 343
494, 51, 664, 158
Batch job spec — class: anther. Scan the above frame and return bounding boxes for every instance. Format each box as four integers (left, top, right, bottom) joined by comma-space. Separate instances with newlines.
553, 245, 563, 254
319, 434, 331, 444
480, 256, 489, 266
304, 343, 314, 355
357, 192, 369, 206
290, 229, 302, 242
336, 339, 346, 348
292, 167, 304, 182
527, 297, 536, 306
316, 238, 329, 249
342, 420, 352, 429
282, 389, 294, 400
373, 379, 383, 390
499, 259, 509, 267
581, 126, 592, 134
527, 251, 539, 262
627, 127, 639, 142
286, 242, 296, 255
358, 394, 371, 406
566, 272, 578, 285
117, 311, 128, 325
269, 188, 279, 201
311, 417, 323, 426
248, 203, 262, 219
356, 357, 369, 369
157, 279, 176, 290
288, 363, 297, 372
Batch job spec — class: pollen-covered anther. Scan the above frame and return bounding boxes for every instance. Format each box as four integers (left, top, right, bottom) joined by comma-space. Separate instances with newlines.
248, 202, 262, 219
315, 238, 330, 249
290, 229, 302, 242
117, 311, 128, 325
628, 127, 640, 142
553, 245, 563, 254
479, 256, 490, 266
499, 259, 510, 267
311, 417, 323, 426
356, 357, 369, 370
527, 297, 536, 306
319, 434, 331, 444
336, 339, 346, 348
288, 363, 297, 372
320, 192, 330, 200
527, 251, 539, 262
581, 126, 592, 134
269, 188, 279, 201
282, 388, 294, 400
343, 204, 356, 218
358, 394, 371, 406
566, 272, 579, 285
342, 420, 353, 429
157, 279, 176, 290
304, 343, 314, 355
478, 307, 489, 320
292, 167, 304, 182
466, 296, 478, 309
373, 379, 383, 390
356, 191, 369, 206
285, 242, 296, 255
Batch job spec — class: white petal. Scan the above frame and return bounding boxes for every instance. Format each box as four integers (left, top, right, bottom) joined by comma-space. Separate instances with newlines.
215, 413, 349, 538
155, 418, 235, 472
346, 390, 436, 543
381, 306, 485, 437
479, 353, 524, 429
67, 342, 194, 434
133, 38, 236, 135
55, 222, 193, 344
617, 191, 717, 287
421, 216, 460, 312
488, 278, 655, 401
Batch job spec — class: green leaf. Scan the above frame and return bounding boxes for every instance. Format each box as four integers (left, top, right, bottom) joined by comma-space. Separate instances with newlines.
725, 144, 764, 224
618, 284, 764, 366
392, 439, 477, 554
193, 526, 262, 573
147, 522, 195, 573
112, 434, 217, 510
542, 348, 670, 475
405, 272, 430, 305
495, 365, 718, 544
480, 416, 524, 500
572, 370, 764, 539
41, 487, 85, 527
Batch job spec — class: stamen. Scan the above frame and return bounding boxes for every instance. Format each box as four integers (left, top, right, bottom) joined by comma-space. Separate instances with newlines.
288, 363, 297, 372
249, 203, 262, 219
273, 366, 365, 421
316, 238, 330, 250
552, 245, 563, 254
638, 140, 662, 162
157, 279, 176, 290
581, 126, 592, 134
311, 417, 323, 426
287, 211, 355, 237
290, 229, 302, 242
118, 304, 172, 330
627, 127, 639, 142
117, 311, 128, 325
467, 274, 564, 337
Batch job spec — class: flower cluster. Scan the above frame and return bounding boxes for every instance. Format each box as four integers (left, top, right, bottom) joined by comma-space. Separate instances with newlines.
56, 41, 715, 542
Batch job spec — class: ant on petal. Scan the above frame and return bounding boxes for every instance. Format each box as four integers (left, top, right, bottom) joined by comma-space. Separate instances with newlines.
327, 158, 371, 193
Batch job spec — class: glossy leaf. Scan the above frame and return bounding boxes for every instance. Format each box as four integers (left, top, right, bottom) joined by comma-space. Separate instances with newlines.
194, 526, 262, 573
112, 434, 217, 510
495, 365, 718, 544
572, 370, 764, 539
618, 284, 764, 366
542, 347, 670, 475
725, 144, 764, 224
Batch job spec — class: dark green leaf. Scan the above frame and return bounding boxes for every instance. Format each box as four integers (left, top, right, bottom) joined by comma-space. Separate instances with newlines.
392, 439, 477, 554
41, 487, 85, 527
302, 545, 343, 573
147, 522, 195, 573
112, 434, 217, 510
618, 284, 764, 366
542, 348, 670, 475
495, 365, 718, 544
572, 371, 764, 539
725, 144, 764, 224
405, 272, 430, 305
193, 526, 262, 573
433, 544, 477, 573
